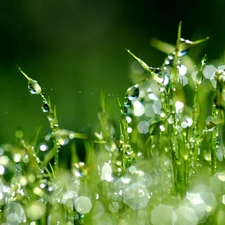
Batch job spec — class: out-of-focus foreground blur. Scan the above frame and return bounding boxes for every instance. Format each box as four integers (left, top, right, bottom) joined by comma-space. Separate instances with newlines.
1, 0, 225, 143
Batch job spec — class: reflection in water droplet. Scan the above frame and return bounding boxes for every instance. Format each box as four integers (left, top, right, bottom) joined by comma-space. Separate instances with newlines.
126, 84, 139, 100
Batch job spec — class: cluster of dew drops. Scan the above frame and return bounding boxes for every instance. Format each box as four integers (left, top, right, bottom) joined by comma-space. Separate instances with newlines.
121, 37, 197, 135
3, 29, 225, 225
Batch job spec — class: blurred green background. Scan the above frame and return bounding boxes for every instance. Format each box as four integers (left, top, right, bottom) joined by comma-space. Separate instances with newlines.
1, 0, 225, 143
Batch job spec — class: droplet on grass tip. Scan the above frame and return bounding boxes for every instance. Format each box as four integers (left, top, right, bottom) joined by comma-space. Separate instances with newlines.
28, 80, 42, 95
178, 37, 209, 57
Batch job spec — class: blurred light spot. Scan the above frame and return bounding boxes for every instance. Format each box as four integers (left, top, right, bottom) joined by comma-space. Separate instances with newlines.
137, 121, 149, 134
75, 196, 92, 214
203, 65, 216, 79
133, 101, 144, 117
175, 101, 184, 113
101, 163, 113, 182
0, 165, 5, 175
152, 100, 162, 114
40, 144, 48, 152
126, 116, 132, 123
159, 125, 165, 132
127, 127, 132, 133
139, 90, 145, 98
0, 155, 9, 165
145, 104, 155, 117
179, 65, 187, 75
13, 154, 21, 162
179, 75, 188, 86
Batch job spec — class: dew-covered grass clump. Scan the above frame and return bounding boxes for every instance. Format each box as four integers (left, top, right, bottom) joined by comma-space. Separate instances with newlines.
1, 22, 225, 224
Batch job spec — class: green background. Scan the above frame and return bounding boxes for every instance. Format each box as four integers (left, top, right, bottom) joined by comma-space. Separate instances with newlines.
1, 0, 225, 143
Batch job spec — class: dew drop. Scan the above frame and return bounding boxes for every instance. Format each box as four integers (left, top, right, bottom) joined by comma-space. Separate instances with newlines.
42, 103, 50, 113
204, 121, 216, 132
124, 97, 132, 107
126, 84, 139, 100
178, 38, 193, 56
28, 80, 42, 95
120, 106, 128, 115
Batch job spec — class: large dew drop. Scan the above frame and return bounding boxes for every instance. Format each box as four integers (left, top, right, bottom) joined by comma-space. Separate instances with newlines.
28, 80, 42, 94
126, 84, 139, 100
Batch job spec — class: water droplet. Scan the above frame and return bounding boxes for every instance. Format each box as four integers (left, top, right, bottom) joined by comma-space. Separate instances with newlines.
124, 97, 132, 107
204, 121, 216, 132
120, 106, 128, 114
178, 38, 193, 56
28, 80, 42, 94
42, 103, 50, 113
73, 162, 86, 178
55, 129, 74, 146
126, 84, 139, 100
123, 143, 133, 156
